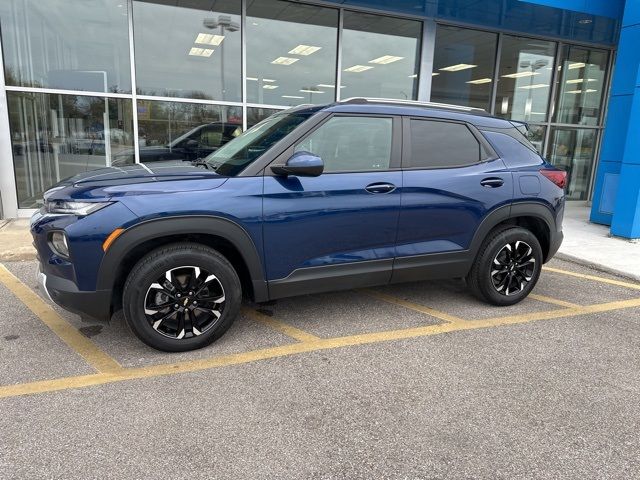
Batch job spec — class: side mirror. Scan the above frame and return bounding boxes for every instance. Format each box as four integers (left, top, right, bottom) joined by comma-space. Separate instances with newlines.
271, 151, 324, 177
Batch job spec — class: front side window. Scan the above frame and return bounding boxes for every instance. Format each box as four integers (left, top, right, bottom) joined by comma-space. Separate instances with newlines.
408, 119, 480, 168
294, 116, 392, 173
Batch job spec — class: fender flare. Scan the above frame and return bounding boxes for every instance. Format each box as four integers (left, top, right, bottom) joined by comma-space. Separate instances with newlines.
468, 202, 557, 260
96, 216, 268, 300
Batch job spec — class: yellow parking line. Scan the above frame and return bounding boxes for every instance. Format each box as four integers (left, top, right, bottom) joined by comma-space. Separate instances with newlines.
2, 295, 640, 399
0, 264, 122, 374
528, 293, 580, 309
242, 306, 320, 342
360, 289, 466, 324
543, 266, 640, 291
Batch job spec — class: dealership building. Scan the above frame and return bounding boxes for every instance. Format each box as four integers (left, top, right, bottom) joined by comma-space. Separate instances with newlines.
0, 0, 638, 237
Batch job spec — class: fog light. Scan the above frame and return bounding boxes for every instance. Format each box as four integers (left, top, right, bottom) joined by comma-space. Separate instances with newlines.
50, 231, 69, 258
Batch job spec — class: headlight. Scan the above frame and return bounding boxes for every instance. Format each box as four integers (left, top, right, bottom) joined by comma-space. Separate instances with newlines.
50, 231, 69, 258
45, 200, 111, 216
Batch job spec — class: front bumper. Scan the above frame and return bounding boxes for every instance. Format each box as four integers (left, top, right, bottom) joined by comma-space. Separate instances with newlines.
38, 265, 112, 322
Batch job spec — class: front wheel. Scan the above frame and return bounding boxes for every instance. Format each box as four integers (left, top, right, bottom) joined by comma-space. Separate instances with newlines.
467, 226, 543, 306
123, 243, 241, 352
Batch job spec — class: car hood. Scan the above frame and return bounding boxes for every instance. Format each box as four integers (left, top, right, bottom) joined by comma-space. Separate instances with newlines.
44, 163, 229, 202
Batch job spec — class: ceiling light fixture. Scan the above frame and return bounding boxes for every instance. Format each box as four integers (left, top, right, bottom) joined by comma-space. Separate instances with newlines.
300, 88, 324, 93
263, 85, 279, 89
566, 88, 598, 94
282, 95, 304, 99
317, 84, 345, 88
189, 47, 214, 57
271, 57, 299, 65
566, 78, 596, 84
502, 71, 539, 79
439, 63, 477, 72
466, 78, 492, 84
432, 72, 440, 76
195, 33, 225, 46
568, 62, 586, 69
408, 74, 417, 78
344, 65, 373, 73
288, 44, 322, 55
369, 55, 404, 64
518, 83, 549, 89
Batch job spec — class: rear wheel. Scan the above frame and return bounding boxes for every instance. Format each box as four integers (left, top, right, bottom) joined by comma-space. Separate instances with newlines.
467, 226, 543, 306
123, 243, 241, 351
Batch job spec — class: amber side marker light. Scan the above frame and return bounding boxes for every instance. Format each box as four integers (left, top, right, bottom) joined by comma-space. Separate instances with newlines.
102, 228, 125, 252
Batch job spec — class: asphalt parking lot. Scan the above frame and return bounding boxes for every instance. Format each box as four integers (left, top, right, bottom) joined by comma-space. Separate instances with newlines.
1, 258, 639, 479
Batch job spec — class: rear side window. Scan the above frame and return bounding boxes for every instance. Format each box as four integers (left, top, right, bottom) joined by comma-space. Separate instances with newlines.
295, 116, 392, 173
408, 119, 481, 168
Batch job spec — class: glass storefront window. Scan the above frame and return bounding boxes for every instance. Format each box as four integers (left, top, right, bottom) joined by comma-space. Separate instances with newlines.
431, 26, 497, 110
341, 11, 421, 100
526, 124, 546, 154
135, 100, 242, 164
553, 46, 607, 126
0, 0, 131, 93
547, 127, 597, 200
247, 107, 283, 128
247, 0, 338, 106
495, 36, 556, 122
7, 92, 134, 208
133, 0, 241, 102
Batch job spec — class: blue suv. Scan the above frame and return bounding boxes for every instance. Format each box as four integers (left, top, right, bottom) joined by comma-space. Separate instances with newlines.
31, 98, 565, 351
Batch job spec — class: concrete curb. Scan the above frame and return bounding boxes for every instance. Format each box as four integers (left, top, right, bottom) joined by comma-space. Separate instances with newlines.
555, 252, 640, 283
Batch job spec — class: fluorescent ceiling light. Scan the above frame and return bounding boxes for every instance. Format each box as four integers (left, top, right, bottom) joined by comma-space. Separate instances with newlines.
189, 47, 214, 57
566, 78, 596, 84
195, 33, 225, 46
317, 84, 345, 88
502, 71, 539, 79
288, 44, 322, 55
566, 88, 598, 94
408, 74, 417, 78
439, 63, 477, 72
246, 77, 258, 81
369, 55, 404, 65
518, 83, 549, 89
271, 57, 299, 65
466, 78, 492, 84
432, 72, 440, 76
300, 88, 324, 93
263, 85, 279, 89
344, 65, 373, 73
282, 95, 304, 99
568, 62, 586, 69
247, 77, 276, 82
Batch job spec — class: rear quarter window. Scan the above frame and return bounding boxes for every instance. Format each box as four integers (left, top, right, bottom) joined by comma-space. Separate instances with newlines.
481, 130, 544, 168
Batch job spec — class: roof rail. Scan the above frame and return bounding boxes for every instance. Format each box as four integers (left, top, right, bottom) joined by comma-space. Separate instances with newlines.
339, 97, 488, 114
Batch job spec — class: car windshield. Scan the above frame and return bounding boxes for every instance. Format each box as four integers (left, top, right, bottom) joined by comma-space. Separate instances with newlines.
204, 112, 314, 176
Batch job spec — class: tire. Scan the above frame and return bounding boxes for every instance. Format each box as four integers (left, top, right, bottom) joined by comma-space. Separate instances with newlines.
122, 243, 242, 352
467, 226, 543, 306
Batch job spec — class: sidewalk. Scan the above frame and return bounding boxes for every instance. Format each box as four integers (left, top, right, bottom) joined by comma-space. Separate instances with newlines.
1, 204, 639, 280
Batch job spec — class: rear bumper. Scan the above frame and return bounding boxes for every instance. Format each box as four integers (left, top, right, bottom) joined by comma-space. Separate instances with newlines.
39, 266, 112, 322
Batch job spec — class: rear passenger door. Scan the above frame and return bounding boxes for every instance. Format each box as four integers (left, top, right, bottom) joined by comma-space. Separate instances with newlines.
393, 116, 513, 282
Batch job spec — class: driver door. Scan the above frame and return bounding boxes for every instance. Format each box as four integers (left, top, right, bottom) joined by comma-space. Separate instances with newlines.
262, 114, 402, 297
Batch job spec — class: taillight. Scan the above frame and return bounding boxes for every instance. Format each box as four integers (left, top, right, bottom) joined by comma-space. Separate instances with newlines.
540, 169, 567, 189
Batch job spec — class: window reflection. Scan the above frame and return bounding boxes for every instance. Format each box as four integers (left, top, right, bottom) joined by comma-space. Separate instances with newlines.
134, 100, 242, 164
7, 92, 134, 208
431, 26, 497, 110
133, 0, 241, 101
0, 0, 131, 93
341, 11, 421, 100
247, 0, 338, 106
495, 36, 556, 122
548, 127, 596, 200
554, 46, 607, 126
247, 107, 283, 128
526, 124, 546, 154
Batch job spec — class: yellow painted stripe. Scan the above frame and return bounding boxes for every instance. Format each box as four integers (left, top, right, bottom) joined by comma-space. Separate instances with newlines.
361, 289, 466, 324
242, 307, 320, 342
543, 266, 640, 291
528, 293, 580, 309
5, 294, 640, 399
0, 264, 122, 374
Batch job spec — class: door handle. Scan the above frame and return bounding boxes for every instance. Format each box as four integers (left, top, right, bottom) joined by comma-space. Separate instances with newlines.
365, 182, 396, 194
480, 177, 504, 188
